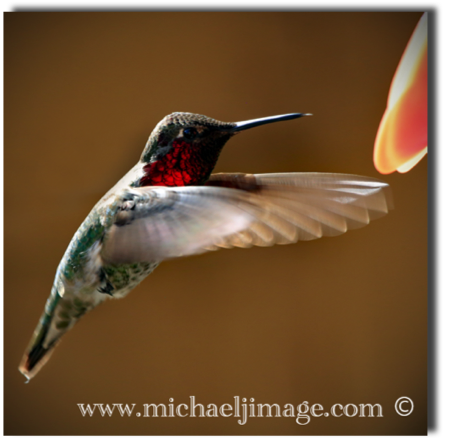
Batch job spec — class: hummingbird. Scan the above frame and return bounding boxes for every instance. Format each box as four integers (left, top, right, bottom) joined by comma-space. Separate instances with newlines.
19, 112, 393, 381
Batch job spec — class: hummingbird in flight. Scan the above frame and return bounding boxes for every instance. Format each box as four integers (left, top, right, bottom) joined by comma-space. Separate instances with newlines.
19, 112, 393, 381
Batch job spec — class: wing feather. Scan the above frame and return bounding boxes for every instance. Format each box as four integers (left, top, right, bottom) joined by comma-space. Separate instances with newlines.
101, 172, 393, 264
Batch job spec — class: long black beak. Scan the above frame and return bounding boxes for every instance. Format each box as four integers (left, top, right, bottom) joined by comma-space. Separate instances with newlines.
232, 113, 312, 132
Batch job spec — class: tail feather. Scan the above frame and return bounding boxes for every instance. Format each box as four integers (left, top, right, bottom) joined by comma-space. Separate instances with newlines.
19, 287, 104, 381
19, 287, 65, 381
19, 310, 61, 381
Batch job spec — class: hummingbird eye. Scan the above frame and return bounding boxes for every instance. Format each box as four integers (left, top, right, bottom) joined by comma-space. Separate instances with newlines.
182, 127, 198, 141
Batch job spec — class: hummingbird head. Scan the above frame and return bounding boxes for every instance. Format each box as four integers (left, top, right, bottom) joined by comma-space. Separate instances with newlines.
139, 112, 310, 187
140, 112, 235, 164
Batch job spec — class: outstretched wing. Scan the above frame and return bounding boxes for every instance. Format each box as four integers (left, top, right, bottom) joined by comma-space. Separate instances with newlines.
101, 173, 393, 264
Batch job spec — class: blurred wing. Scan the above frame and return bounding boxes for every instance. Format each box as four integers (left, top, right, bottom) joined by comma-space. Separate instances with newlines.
203, 172, 393, 250
101, 173, 393, 264
101, 185, 256, 264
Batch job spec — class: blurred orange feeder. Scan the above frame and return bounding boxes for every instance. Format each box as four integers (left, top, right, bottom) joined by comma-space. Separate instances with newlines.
373, 13, 427, 174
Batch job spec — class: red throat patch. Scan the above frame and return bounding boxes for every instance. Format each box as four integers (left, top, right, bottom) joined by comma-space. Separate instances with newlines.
139, 139, 209, 187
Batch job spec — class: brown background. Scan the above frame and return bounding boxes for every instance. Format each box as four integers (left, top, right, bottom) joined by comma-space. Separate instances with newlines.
4, 12, 427, 435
